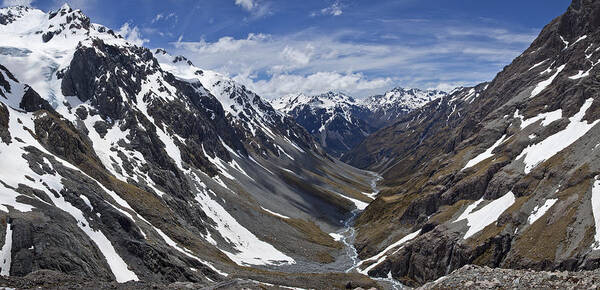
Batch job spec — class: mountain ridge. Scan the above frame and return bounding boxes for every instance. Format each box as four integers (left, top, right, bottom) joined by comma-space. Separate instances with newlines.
0, 4, 381, 288
271, 87, 447, 157
342, 0, 600, 286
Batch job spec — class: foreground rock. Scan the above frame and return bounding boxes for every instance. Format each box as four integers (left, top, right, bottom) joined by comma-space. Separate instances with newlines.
420, 265, 600, 289
0, 270, 379, 289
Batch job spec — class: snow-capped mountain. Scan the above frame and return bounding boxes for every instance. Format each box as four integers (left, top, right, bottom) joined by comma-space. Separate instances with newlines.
271, 88, 447, 157
272, 91, 375, 157
343, 0, 600, 286
0, 5, 380, 288
364, 87, 447, 127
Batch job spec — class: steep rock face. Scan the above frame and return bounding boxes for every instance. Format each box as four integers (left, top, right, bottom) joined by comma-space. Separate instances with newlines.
344, 0, 600, 286
272, 89, 447, 157
0, 5, 378, 288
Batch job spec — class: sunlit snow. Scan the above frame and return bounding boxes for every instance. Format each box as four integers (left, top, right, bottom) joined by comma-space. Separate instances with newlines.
455, 192, 515, 239
518, 98, 599, 174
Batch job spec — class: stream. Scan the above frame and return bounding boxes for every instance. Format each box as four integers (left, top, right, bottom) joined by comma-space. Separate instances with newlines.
340, 172, 406, 290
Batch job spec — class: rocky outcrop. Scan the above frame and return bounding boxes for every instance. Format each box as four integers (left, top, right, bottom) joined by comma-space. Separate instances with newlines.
419, 265, 600, 289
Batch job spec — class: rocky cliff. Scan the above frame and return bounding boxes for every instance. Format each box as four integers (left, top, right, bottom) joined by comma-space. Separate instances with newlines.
344, 0, 600, 286
0, 4, 379, 288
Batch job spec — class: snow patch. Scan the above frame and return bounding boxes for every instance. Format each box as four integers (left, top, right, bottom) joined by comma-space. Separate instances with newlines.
356, 230, 421, 275
530, 64, 565, 98
528, 199, 557, 225
455, 192, 515, 239
518, 98, 599, 174
0, 223, 12, 276
261, 207, 290, 219
463, 134, 507, 170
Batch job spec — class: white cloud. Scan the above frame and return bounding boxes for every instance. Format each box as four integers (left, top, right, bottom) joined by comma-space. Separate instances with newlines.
235, 0, 254, 11
2, 0, 33, 6
234, 0, 271, 18
442, 27, 536, 44
170, 21, 534, 99
118, 22, 149, 46
234, 72, 392, 98
52, 0, 96, 11
152, 13, 164, 23
431, 82, 468, 92
318, 0, 343, 17
151, 12, 177, 24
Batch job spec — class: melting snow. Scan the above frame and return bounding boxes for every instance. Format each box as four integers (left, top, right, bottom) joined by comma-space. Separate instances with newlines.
573, 35, 588, 45
332, 190, 369, 210
455, 192, 515, 239
515, 108, 563, 129
329, 233, 344, 241
455, 199, 484, 221
0, 223, 12, 276
151, 225, 228, 277
530, 64, 566, 98
569, 70, 591, 80
528, 60, 548, 71
463, 134, 507, 170
518, 98, 599, 174
355, 229, 421, 275
261, 207, 290, 219
190, 174, 295, 266
527, 199, 557, 224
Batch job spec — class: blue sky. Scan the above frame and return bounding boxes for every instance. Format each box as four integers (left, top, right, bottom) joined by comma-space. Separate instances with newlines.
3, 0, 571, 98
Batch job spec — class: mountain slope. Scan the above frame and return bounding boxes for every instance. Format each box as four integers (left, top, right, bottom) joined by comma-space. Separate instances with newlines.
0, 5, 379, 288
272, 88, 447, 157
343, 0, 600, 286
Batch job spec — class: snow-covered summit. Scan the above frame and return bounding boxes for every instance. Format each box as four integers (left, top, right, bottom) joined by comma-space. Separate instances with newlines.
272, 91, 359, 114
153, 48, 293, 139
364, 87, 447, 113
270, 87, 448, 156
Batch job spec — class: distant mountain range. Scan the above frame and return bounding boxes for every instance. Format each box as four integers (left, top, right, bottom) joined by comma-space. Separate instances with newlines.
271, 88, 447, 157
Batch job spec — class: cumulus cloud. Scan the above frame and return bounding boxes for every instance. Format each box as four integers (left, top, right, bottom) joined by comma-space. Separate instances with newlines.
2, 0, 33, 6
118, 22, 149, 46
235, 0, 254, 11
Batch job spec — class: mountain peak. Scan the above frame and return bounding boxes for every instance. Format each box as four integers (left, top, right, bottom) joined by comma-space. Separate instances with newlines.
364, 86, 447, 113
